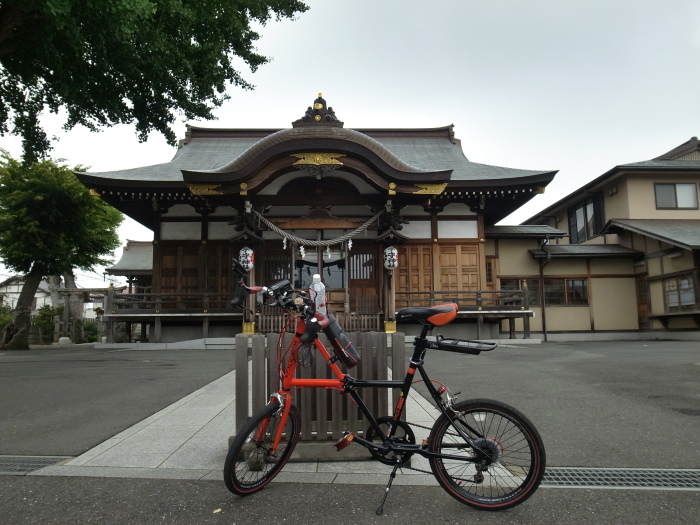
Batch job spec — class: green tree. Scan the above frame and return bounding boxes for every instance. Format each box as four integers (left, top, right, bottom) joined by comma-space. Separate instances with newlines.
0, 0, 308, 162
0, 154, 122, 349
0, 302, 11, 329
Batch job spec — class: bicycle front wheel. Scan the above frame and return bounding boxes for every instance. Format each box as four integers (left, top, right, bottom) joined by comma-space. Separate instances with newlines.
428, 398, 545, 511
224, 401, 301, 495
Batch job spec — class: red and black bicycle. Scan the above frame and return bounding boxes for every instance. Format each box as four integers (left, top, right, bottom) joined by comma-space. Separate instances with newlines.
224, 262, 546, 514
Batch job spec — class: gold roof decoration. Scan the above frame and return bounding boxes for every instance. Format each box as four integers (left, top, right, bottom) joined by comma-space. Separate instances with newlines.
187, 184, 223, 196
412, 183, 448, 195
293, 94, 344, 128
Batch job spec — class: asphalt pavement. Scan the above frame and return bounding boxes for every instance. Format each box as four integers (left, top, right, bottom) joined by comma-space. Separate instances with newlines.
0, 340, 699, 524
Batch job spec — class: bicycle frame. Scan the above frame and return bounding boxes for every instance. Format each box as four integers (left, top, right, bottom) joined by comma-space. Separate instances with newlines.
268, 313, 485, 462
227, 276, 543, 513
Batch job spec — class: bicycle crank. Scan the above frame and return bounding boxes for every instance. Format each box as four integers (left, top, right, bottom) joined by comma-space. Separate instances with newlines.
365, 417, 416, 465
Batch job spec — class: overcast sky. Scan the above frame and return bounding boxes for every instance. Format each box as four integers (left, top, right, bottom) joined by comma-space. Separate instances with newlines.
2, 0, 700, 287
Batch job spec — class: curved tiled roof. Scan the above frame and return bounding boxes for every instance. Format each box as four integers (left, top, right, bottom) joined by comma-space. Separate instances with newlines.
82, 125, 554, 188
105, 241, 153, 274
373, 137, 550, 182
185, 127, 441, 176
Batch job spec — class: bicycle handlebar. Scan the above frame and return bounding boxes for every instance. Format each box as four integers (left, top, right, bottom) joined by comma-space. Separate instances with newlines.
230, 277, 311, 313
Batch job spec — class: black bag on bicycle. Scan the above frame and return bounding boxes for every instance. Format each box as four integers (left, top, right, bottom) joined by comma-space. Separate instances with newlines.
322, 314, 362, 368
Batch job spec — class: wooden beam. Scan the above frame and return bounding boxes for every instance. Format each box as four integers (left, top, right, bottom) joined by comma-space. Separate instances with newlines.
269, 217, 368, 229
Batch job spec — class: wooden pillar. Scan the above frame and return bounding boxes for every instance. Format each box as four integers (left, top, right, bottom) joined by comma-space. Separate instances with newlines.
235, 333, 250, 432
523, 315, 531, 339
385, 268, 397, 332
154, 317, 162, 343
104, 286, 115, 343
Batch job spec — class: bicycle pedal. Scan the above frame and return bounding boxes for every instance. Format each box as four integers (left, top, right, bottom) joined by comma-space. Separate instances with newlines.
334, 432, 355, 451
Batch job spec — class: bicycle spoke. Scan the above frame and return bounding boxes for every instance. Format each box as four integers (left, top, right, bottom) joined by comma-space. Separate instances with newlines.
428, 399, 545, 510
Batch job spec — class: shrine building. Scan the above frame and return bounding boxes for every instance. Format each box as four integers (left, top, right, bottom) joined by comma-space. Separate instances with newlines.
78, 95, 561, 344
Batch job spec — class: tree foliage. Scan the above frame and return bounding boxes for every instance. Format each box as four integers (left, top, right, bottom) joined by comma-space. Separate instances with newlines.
0, 154, 123, 275
0, 0, 309, 161
0, 153, 123, 348
0, 302, 11, 329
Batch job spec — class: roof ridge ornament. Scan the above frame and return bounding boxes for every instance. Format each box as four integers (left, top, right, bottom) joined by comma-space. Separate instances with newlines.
292, 93, 344, 128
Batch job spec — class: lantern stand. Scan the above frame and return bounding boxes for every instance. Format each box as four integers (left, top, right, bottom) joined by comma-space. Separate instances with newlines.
238, 247, 256, 334
229, 219, 264, 334
382, 245, 399, 333
376, 224, 407, 334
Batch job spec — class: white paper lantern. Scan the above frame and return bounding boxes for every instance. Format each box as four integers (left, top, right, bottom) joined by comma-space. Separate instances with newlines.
383, 246, 399, 270
239, 247, 255, 271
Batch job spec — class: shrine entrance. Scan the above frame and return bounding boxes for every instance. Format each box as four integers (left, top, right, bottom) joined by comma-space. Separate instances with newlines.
262, 240, 381, 315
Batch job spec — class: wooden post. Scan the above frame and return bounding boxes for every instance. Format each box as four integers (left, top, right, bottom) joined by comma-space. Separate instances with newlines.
522, 280, 531, 339
235, 333, 250, 433
251, 334, 266, 412
105, 285, 115, 344
154, 317, 161, 343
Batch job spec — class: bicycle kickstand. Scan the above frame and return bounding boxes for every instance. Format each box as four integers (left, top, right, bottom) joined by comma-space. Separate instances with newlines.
376, 454, 403, 515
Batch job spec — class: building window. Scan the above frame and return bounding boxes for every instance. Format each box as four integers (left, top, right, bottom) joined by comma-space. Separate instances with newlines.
664, 274, 696, 312
654, 183, 698, 209
568, 193, 604, 244
500, 278, 541, 306
485, 259, 494, 285
543, 278, 588, 306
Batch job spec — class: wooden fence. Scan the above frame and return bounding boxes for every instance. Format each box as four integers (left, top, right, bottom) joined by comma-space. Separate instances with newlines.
234, 331, 406, 442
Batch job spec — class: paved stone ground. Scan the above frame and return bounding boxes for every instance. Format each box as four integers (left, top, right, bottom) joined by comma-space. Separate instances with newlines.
1, 339, 699, 523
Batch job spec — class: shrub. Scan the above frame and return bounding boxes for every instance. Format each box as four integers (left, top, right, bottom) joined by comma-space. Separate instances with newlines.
32, 305, 60, 344
83, 320, 99, 343
0, 303, 12, 331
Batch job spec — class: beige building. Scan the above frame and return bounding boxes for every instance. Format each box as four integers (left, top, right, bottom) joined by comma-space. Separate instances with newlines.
521, 137, 700, 340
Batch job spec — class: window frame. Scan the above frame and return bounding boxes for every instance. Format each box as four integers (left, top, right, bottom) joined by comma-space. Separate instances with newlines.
567, 193, 604, 244
663, 273, 697, 312
654, 183, 699, 210
543, 278, 589, 306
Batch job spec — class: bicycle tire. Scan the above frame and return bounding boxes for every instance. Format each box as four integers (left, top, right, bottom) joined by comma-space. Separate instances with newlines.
428, 398, 545, 511
224, 401, 301, 495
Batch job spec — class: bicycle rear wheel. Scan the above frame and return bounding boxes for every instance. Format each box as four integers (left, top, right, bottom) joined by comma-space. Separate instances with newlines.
428, 398, 545, 511
224, 401, 300, 495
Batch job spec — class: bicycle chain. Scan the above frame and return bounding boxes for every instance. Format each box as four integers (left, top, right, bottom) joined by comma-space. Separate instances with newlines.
393, 420, 435, 476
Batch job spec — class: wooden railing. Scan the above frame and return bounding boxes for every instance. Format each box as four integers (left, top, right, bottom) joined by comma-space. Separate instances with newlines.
394, 289, 533, 339
102, 290, 243, 343
395, 289, 530, 311
104, 291, 237, 314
